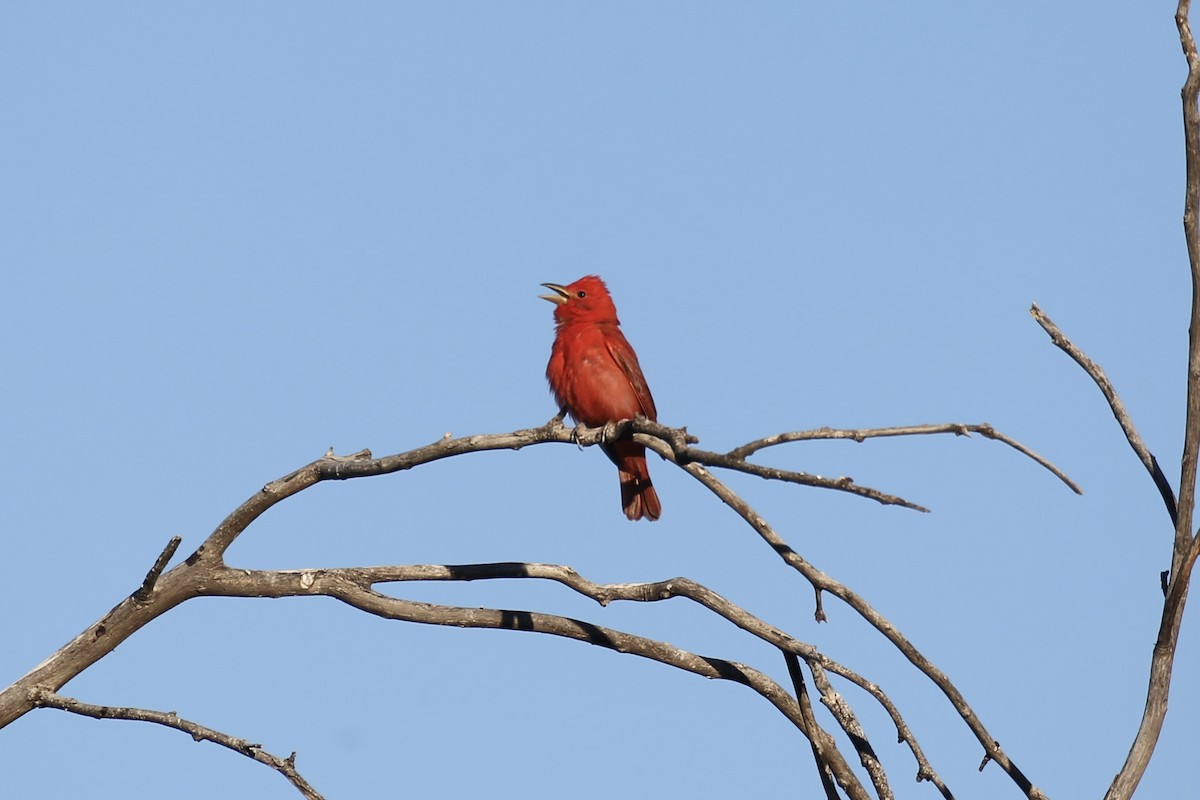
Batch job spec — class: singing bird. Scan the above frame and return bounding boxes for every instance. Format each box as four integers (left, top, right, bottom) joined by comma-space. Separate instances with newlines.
541, 275, 662, 521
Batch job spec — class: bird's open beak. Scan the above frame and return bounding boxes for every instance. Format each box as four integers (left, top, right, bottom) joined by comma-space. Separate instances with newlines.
539, 282, 570, 305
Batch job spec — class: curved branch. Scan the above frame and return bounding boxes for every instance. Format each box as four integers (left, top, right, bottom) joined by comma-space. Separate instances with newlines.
727, 422, 1082, 496
1, 413, 1061, 796
32, 690, 323, 800
196, 565, 874, 800
198, 416, 933, 562
325, 560, 956, 794
642, 436, 1046, 800
4, 551, 879, 799
0, 419, 940, 732
1030, 304, 1173, 520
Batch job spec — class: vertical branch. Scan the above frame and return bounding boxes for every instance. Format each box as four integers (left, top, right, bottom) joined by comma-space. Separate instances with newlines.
1106, 3, 1200, 797
1176, 1, 1200, 569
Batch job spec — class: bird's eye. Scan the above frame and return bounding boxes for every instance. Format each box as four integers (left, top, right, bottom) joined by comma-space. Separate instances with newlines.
576, 290, 587, 298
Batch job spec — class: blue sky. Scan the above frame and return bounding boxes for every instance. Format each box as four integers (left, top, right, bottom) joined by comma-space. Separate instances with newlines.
0, 3, 1193, 798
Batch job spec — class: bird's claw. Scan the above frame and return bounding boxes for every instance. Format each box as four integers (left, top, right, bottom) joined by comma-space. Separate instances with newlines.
601, 421, 620, 444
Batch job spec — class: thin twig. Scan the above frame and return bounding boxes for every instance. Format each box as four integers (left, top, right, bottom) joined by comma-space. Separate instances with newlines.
32, 689, 323, 800
135, 536, 182, 601
679, 442, 929, 511
728, 422, 1082, 495
1030, 304, 1173, 520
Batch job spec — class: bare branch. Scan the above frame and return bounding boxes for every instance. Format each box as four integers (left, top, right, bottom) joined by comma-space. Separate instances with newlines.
345, 560, 958, 793
643, 436, 1047, 799
32, 689, 324, 800
1105, 3, 1200, 797
198, 565, 876, 799
815, 661, 955, 800
796, 655, 891, 800
0, 418, 938, 733
785, 652, 845, 800
218, 559, 963, 796
1177, 0, 1200, 570
196, 417, 928, 564
1, 413, 1062, 796
1030, 304, 1175, 521
729, 422, 1081, 495
677, 441, 929, 512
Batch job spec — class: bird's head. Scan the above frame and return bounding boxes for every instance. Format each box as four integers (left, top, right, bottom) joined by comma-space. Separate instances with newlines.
539, 275, 620, 325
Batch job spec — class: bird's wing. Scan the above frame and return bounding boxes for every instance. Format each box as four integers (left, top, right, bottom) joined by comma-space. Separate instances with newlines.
605, 331, 658, 421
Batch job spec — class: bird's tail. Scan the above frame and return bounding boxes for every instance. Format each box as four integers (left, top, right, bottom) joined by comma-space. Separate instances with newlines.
615, 442, 661, 521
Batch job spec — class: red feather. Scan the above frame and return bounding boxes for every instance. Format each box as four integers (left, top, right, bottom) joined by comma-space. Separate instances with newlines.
542, 275, 661, 521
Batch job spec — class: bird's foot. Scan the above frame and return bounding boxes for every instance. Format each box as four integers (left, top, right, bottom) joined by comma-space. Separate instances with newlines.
600, 420, 621, 444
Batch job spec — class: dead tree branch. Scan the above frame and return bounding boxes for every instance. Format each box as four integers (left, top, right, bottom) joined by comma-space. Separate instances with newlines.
1103, 3, 1200, 797
135, 535, 182, 602
792, 653, 892, 800
785, 652, 847, 800
0, 413, 1073, 798
1030, 304, 1174, 521
196, 563, 875, 799
642, 435, 1047, 799
336, 560, 956, 795
32, 689, 324, 800
727, 423, 1081, 495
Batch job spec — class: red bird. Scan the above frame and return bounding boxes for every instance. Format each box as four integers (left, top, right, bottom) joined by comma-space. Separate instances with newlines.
541, 275, 662, 521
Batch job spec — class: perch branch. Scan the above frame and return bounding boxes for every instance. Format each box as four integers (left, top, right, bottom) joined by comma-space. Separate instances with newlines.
199, 416, 934, 562
0, 419, 936, 734
32, 689, 323, 800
